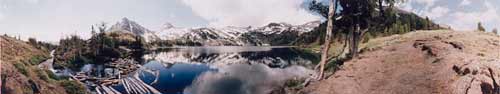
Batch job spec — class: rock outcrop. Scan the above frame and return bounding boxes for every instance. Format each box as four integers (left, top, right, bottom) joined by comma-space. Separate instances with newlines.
301, 30, 500, 94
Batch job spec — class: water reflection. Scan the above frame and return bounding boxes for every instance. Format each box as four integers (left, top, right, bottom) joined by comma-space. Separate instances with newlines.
139, 62, 216, 93
145, 46, 318, 68
184, 64, 314, 94
137, 47, 318, 94
78, 46, 318, 94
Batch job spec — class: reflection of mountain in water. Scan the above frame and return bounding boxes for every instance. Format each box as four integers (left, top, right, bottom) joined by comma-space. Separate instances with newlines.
144, 47, 318, 68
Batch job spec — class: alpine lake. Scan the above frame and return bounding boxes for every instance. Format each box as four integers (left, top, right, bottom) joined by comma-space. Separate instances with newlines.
75, 46, 319, 94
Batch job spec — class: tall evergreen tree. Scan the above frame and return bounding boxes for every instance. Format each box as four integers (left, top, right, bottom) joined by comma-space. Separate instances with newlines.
478, 22, 486, 32
492, 28, 498, 35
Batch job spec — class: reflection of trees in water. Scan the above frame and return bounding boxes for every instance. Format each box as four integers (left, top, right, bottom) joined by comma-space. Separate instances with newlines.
148, 47, 319, 68
191, 53, 222, 62
239, 48, 319, 68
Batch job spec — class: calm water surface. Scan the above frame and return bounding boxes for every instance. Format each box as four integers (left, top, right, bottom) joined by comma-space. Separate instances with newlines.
113, 46, 318, 94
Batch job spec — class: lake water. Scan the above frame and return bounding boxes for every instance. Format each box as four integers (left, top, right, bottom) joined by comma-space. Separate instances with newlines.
111, 46, 319, 94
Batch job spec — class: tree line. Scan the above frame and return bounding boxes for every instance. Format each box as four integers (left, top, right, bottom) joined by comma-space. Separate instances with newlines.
53, 23, 146, 69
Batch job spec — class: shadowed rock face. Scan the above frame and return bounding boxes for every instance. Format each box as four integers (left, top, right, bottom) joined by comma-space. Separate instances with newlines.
301, 30, 500, 94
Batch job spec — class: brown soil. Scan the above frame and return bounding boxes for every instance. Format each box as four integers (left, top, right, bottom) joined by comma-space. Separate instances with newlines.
301, 30, 500, 94
1, 36, 68, 94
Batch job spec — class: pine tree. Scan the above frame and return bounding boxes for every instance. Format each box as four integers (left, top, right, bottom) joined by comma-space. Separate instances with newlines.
477, 22, 486, 32
91, 25, 96, 35
425, 17, 430, 30
493, 28, 498, 35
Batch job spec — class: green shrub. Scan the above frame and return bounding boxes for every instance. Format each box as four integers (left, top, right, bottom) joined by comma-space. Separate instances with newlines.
59, 80, 87, 94
13, 63, 29, 76
284, 79, 304, 88
34, 68, 52, 82
45, 69, 61, 80
29, 55, 47, 65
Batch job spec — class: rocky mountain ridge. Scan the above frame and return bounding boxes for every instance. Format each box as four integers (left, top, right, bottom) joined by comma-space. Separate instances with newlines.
109, 18, 321, 46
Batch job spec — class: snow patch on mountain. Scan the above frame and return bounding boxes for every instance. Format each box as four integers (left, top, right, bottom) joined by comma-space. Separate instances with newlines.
109, 18, 321, 46
155, 20, 321, 46
109, 18, 159, 42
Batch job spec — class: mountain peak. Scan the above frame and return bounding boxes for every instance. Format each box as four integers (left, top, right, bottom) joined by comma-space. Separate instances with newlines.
121, 17, 131, 22
110, 17, 150, 35
266, 22, 291, 27
161, 22, 175, 30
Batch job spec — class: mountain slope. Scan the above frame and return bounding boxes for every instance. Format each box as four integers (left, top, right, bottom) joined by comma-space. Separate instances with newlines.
154, 21, 321, 46
1, 36, 72, 94
105, 18, 321, 46
110, 18, 159, 42
301, 30, 500, 94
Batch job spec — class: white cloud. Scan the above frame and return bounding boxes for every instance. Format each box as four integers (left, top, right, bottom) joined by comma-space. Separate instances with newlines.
0, 3, 5, 21
26, 0, 39, 4
423, 6, 450, 19
398, 0, 500, 31
0, 13, 4, 21
184, 64, 314, 94
181, 0, 320, 27
414, 0, 437, 8
397, 2, 414, 12
448, 1, 500, 30
0, 11, 3, 21
459, 0, 471, 6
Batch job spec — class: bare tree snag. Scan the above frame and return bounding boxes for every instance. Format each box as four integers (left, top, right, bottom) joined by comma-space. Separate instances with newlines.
317, 0, 336, 80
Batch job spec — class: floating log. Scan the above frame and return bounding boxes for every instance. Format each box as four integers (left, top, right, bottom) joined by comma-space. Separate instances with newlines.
95, 87, 103, 94
120, 79, 131, 94
133, 71, 161, 94
108, 86, 122, 94
127, 78, 147, 94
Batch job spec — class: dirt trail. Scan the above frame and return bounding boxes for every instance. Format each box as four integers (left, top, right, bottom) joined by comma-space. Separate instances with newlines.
301, 30, 500, 94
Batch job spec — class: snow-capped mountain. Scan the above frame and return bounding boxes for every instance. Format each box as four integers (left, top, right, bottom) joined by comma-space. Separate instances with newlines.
109, 18, 159, 42
109, 18, 321, 46
155, 20, 321, 46
254, 21, 320, 35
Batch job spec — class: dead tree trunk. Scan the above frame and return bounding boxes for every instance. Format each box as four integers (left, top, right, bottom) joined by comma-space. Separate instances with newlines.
317, 0, 337, 80
350, 24, 369, 58
352, 25, 361, 57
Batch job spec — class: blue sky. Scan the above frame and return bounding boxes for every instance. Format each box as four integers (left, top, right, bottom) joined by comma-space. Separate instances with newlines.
0, 0, 498, 42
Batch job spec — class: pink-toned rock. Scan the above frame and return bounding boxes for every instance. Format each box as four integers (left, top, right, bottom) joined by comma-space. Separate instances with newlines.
301, 30, 500, 94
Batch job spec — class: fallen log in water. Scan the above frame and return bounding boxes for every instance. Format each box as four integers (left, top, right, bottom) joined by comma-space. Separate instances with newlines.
96, 87, 103, 94
102, 84, 123, 94
71, 58, 163, 94
128, 77, 149, 94
123, 78, 139, 94
133, 68, 160, 94
120, 79, 131, 94
108, 86, 121, 94
100, 85, 115, 94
